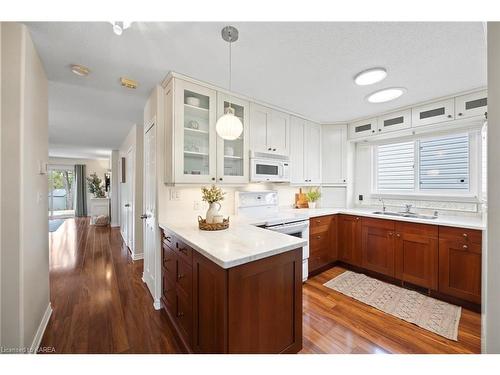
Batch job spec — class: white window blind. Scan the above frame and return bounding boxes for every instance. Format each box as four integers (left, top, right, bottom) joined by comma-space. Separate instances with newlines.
419, 134, 469, 190
376, 141, 415, 191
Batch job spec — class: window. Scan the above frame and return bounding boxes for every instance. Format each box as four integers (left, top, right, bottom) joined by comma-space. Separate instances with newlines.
374, 133, 473, 195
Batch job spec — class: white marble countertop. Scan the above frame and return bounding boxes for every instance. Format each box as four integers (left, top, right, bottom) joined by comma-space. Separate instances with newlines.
159, 218, 307, 269
280, 207, 486, 230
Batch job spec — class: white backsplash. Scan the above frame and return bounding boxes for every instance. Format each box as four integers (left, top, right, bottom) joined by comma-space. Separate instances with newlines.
161, 184, 346, 220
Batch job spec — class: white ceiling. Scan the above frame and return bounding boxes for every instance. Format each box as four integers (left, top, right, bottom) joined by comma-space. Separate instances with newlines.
25, 22, 486, 158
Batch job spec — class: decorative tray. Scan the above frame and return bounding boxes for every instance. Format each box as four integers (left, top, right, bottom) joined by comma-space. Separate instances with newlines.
198, 216, 230, 231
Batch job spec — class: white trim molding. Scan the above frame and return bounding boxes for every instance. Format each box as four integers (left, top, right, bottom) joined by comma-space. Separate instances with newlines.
30, 303, 52, 354
131, 252, 144, 261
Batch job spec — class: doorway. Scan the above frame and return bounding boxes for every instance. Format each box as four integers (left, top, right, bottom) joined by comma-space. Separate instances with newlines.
48, 166, 75, 219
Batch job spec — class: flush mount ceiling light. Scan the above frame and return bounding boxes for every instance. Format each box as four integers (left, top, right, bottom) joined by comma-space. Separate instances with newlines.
215, 26, 243, 141
120, 77, 138, 89
366, 87, 407, 103
354, 68, 387, 86
70, 64, 90, 77
109, 21, 132, 36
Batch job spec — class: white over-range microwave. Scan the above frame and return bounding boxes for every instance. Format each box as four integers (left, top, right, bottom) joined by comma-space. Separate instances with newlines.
250, 152, 290, 182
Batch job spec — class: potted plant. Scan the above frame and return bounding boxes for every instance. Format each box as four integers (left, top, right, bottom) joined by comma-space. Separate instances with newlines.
86, 173, 106, 198
305, 188, 321, 209
201, 185, 226, 224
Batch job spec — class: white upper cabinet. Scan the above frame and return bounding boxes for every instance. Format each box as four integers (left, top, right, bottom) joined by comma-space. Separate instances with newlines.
216, 93, 250, 184
322, 124, 347, 184
290, 116, 321, 184
249, 103, 290, 155
455, 90, 487, 119
290, 116, 305, 183
377, 109, 411, 133
349, 118, 377, 139
411, 98, 455, 127
305, 121, 322, 184
174, 79, 217, 183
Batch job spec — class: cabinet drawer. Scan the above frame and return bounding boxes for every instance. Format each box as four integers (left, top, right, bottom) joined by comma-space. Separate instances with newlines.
176, 257, 193, 295
175, 238, 193, 265
162, 229, 175, 248
310, 215, 333, 228
361, 217, 395, 230
439, 226, 482, 246
309, 231, 331, 252
162, 244, 177, 272
308, 248, 333, 272
176, 290, 192, 340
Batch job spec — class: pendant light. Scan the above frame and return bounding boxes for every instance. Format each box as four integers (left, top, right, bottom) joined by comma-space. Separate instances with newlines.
216, 26, 243, 141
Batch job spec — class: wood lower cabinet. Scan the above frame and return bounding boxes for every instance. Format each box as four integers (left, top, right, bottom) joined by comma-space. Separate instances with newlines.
308, 215, 337, 274
161, 228, 303, 353
361, 218, 395, 277
439, 226, 482, 304
337, 214, 361, 266
394, 222, 438, 290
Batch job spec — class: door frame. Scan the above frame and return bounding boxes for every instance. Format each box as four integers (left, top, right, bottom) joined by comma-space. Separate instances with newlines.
143, 118, 161, 309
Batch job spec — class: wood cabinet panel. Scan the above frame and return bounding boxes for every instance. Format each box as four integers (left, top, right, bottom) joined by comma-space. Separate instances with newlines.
162, 245, 177, 275
338, 215, 361, 266
361, 218, 395, 277
439, 226, 482, 244
192, 251, 228, 353
175, 238, 193, 265
439, 239, 481, 304
175, 289, 193, 342
395, 222, 438, 289
228, 249, 302, 354
176, 257, 192, 296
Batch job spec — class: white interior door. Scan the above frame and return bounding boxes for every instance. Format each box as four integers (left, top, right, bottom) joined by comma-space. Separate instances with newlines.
143, 123, 158, 308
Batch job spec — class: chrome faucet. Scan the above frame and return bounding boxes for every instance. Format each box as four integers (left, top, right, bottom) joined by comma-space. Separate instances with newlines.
378, 198, 386, 212
404, 204, 413, 213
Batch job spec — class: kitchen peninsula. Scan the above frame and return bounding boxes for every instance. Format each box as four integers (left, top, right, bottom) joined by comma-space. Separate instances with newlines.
159, 219, 306, 354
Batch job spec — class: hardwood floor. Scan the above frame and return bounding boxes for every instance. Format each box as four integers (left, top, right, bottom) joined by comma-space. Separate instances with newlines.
41, 218, 480, 354
41, 217, 181, 353
301, 267, 481, 354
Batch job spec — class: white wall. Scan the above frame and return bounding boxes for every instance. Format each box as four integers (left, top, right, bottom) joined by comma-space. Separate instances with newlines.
110, 150, 120, 227
485, 21, 500, 354
48, 156, 110, 215
119, 124, 144, 258
0, 22, 50, 351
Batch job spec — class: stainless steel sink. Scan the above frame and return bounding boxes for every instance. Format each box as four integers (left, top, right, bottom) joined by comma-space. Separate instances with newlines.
372, 211, 438, 220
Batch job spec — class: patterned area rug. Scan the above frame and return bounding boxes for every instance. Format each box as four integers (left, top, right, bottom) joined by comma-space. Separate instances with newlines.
324, 271, 462, 341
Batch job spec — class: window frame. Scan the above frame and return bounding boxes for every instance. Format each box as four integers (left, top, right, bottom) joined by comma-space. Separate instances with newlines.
371, 130, 481, 201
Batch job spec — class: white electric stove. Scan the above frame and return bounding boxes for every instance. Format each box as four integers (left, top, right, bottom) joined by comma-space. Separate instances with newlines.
235, 191, 310, 281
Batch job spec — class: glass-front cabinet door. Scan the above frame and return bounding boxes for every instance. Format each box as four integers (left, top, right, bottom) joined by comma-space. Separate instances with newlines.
216, 93, 249, 184
174, 80, 217, 183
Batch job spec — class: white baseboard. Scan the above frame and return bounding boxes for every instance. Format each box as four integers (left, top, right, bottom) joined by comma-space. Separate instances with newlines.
110, 223, 120, 228
30, 303, 52, 354
131, 252, 144, 261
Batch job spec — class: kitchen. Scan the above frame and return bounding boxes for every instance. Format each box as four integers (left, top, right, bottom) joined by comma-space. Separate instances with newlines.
146, 24, 486, 353
6, 19, 495, 361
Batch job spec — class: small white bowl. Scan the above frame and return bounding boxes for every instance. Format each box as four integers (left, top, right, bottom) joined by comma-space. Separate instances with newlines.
186, 97, 201, 107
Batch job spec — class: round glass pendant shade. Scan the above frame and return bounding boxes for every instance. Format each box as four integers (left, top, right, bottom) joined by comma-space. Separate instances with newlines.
216, 107, 243, 140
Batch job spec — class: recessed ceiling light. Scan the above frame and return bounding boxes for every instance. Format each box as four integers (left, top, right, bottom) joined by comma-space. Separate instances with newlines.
70, 64, 90, 77
354, 68, 387, 86
366, 87, 406, 103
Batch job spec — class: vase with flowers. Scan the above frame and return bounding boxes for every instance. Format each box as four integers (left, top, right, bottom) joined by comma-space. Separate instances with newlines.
201, 185, 226, 224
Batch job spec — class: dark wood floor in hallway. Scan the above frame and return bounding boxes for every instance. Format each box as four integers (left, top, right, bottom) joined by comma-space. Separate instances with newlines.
41, 217, 481, 354
41, 217, 181, 353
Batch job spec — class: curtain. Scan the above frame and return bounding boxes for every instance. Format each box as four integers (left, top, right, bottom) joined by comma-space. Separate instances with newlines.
74, 164, 87, 217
